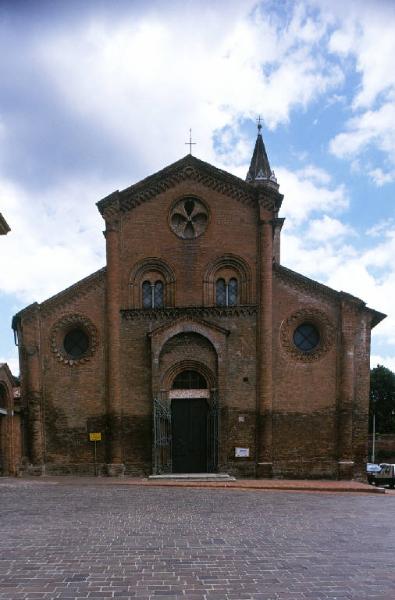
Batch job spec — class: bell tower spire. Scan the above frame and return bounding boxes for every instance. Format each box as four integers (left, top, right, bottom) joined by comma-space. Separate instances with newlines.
246, 117, 278, 188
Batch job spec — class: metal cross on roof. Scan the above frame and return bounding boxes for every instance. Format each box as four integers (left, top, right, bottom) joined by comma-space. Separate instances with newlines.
185, 128, 196, 155
256, 115, 262, 132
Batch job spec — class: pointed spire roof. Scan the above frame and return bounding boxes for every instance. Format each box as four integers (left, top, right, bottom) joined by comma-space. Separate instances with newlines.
246, 119, 278, 188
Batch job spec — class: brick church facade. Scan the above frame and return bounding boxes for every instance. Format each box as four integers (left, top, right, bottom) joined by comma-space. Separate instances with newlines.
12, 129, 384, 479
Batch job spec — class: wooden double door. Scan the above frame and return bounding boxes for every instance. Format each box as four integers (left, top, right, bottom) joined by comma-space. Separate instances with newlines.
171, 398, 208, 473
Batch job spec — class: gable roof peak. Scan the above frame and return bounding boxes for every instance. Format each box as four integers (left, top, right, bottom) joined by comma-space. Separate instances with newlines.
246, 120, 279, 189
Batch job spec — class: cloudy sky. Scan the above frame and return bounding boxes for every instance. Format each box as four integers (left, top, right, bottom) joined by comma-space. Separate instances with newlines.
1, 0, 395, 375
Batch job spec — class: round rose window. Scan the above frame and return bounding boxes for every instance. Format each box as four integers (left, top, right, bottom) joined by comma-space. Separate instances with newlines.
293, 323, 320, 353
170, 196, 208, 239
63, 328, 90, 359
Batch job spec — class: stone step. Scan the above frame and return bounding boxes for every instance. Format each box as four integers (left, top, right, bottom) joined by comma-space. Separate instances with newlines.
148, 473, 236, 481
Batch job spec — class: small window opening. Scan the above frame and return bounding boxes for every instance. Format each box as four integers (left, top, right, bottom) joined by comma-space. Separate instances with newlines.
172, 370, 207, 389
216, 277, 238, 306
142, 280, 164, 309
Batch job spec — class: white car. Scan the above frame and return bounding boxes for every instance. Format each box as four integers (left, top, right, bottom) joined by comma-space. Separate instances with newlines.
371, 463, 395, 488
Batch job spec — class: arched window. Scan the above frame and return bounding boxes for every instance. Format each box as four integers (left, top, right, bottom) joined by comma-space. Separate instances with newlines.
172, 370, 207, 389
215, 277, 238, 307
142, 280, 164, 309
142, 281, 152, 309
154, 281, 164, 307
228, 278, 238, 306
129, 258, 175, 309
215, 278, 226, 306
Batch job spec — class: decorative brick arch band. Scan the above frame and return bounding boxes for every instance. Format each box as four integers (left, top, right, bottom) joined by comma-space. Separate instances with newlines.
149, 317, 228, 398
129, 257, 175, 308
203, 253, 252, 305
161, 360, 216, 391
150, 317, 228, 363
50, 313, 99, 366
280, 307, 336, 362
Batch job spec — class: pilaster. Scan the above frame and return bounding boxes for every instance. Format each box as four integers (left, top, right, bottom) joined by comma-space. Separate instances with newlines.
337, 295, 361, 479
104, 213, 124, 472
23, 307, 45, 473
256, 209, 274, 478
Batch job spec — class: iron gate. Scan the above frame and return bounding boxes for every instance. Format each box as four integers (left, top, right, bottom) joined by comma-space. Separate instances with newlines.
153, 395, 172, 474
153, 390, 219, 474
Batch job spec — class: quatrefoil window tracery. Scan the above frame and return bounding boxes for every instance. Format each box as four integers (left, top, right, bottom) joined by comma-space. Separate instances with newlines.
170, 197, 208, 239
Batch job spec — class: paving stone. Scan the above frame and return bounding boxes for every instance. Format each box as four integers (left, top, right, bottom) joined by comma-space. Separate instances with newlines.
0, 480, 394, 600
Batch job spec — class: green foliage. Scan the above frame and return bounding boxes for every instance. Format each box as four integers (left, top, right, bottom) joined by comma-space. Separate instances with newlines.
370, 365, 395, 434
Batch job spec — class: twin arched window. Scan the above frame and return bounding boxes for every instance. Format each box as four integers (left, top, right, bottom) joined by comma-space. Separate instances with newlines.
142, 277, 239, 308
134, 256, 246, 309
215, 277, 238, 307
142, 280, 164, 309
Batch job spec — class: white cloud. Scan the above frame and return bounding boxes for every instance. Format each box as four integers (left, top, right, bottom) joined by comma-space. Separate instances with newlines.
325, 0, 395, 181
329, 103, 395, 165
0, 175, 108, 302
371, 355, 395, 372
307, 215, 355, 242
29, 1, 343, 170
367, 219, 395, 238
368, 168, 395, 187
276, 165, 349, 226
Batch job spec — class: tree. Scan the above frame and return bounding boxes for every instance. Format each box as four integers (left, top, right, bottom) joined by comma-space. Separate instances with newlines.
370, 365, 395, 434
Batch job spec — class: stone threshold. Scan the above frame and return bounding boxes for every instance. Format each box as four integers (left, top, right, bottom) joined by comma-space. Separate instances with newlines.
148, 473, 236, 481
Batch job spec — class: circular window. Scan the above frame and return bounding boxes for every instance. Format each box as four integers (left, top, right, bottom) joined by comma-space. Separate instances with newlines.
170, 196, 208, 239
63, 328, 90, 359
293, 323, 320, 353
280, 308, 335, 362
50, 314, 98, 366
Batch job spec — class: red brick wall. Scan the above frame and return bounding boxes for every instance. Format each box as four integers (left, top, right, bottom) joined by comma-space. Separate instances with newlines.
120, 182, 257, 308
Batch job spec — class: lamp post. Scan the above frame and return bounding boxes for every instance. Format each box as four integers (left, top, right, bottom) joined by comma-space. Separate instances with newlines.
370, 389, 378, 463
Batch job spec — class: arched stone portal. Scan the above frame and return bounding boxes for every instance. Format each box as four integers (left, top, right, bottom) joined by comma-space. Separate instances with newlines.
150, 318, 227, 474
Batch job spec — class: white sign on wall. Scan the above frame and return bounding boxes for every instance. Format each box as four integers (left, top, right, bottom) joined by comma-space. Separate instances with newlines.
235, 447, 250, 458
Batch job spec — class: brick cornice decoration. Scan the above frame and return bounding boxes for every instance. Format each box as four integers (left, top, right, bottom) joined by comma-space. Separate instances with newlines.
50, 313, 99, 366
12, 302, 40, 329
11, 269, 105, 329
280, 307, 336, 362
40, 268, 106, 318
122, 305, 257, 321
148, 314, 230, 339
274, 264, 339, 302
97, 155, 282, 218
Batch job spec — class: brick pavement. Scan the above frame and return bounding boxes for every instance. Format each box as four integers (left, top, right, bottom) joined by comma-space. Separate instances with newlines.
0, 478, 394, 600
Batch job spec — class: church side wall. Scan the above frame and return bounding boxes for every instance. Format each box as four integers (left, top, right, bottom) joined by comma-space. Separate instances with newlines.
272, 277, 340, 478
37, 279, 107, 475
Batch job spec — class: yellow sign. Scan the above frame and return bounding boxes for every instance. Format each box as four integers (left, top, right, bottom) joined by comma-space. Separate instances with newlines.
89, 432, 102, 442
